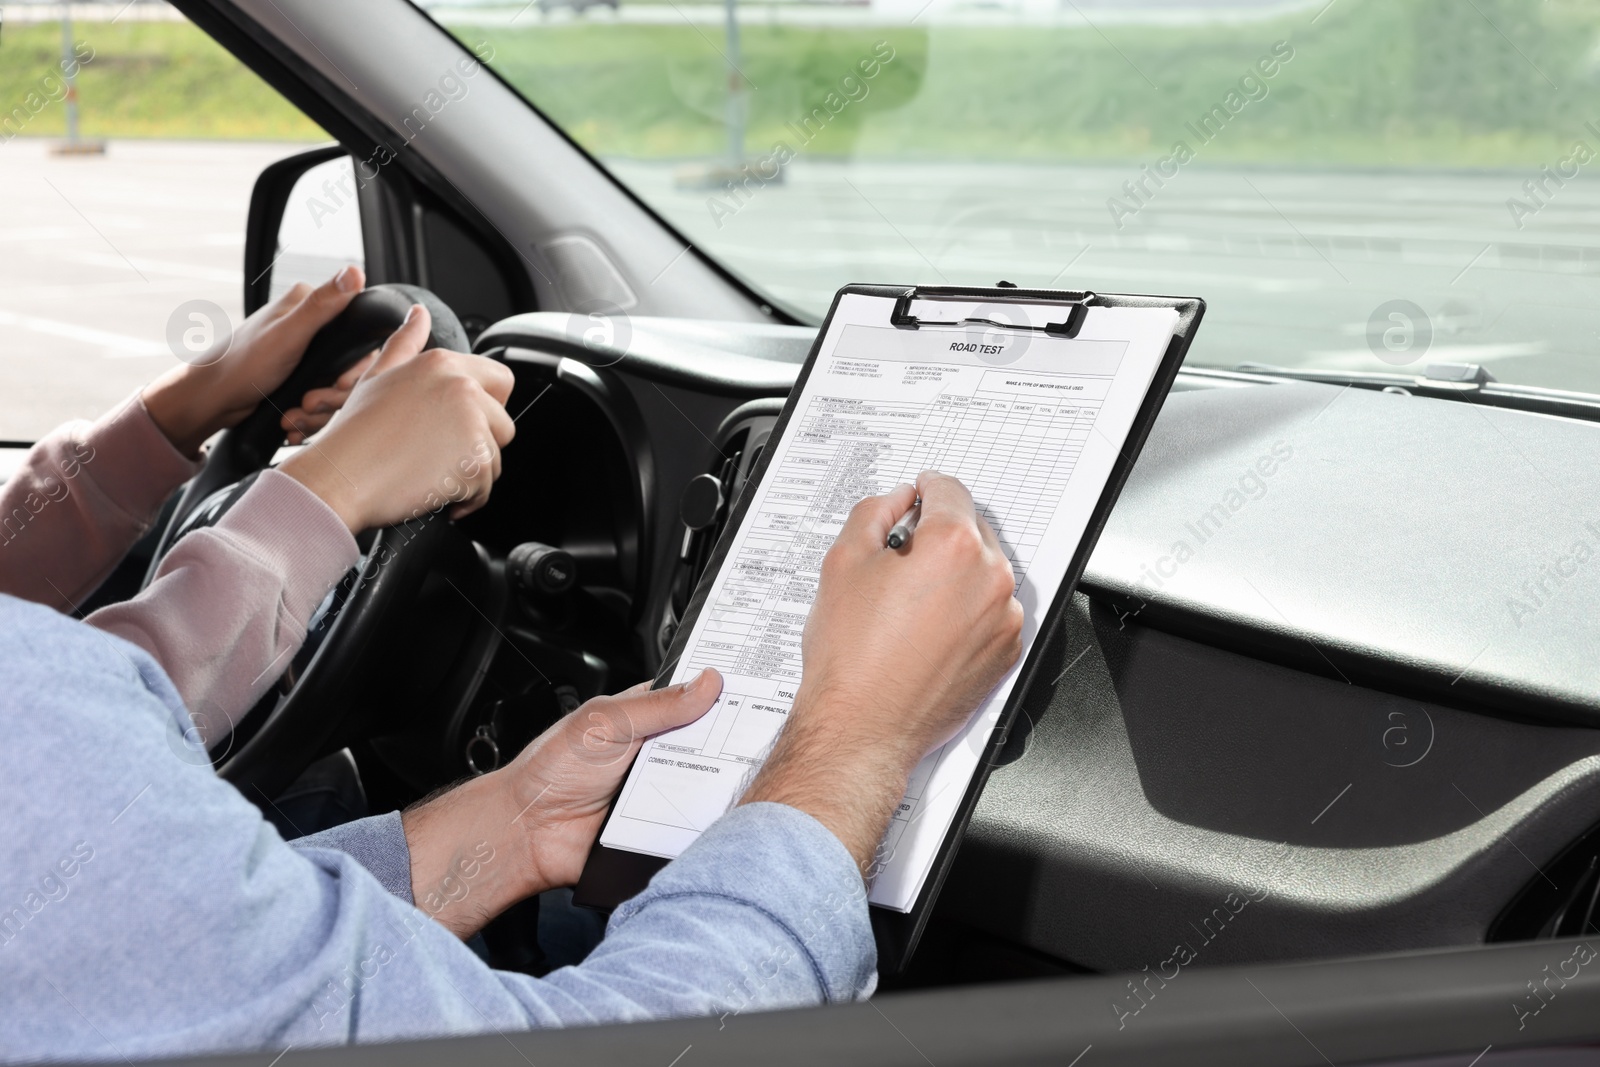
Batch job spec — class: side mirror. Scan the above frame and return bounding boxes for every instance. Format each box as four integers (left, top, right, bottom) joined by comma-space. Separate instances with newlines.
242, 145, 367, 315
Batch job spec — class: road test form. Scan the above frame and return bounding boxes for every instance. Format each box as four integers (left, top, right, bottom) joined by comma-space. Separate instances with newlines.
600, 291, 1181, 911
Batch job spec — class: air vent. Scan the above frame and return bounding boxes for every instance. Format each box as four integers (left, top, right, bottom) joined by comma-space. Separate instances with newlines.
694, 433, 768, 589
656, 414, 775, 658
1490, 820, 1600, 941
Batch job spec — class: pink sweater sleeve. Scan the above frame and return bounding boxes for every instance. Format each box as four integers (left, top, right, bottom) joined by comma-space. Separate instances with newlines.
0, 392, 200, 608
1, 393, 361, 736
89, 468, 360, 739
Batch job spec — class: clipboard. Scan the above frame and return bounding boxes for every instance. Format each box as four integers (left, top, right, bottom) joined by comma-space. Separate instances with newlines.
575, 283, 1206, 973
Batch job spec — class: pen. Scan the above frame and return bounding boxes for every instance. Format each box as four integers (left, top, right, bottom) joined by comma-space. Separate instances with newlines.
886, 498, 921, 549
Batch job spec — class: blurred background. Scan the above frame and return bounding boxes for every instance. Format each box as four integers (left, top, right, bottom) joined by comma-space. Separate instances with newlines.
4, 0, 1600, 439
0, 0, 321, 440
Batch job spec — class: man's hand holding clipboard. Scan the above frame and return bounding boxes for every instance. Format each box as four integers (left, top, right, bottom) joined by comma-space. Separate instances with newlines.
579, 283, 1204, 971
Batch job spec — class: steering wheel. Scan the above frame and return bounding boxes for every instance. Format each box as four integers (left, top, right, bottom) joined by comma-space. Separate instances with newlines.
142, 284, 470, 805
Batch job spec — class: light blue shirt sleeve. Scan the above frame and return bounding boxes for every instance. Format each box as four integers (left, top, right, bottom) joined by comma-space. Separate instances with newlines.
290, 812, 414, 903
0, 596, 876, 1064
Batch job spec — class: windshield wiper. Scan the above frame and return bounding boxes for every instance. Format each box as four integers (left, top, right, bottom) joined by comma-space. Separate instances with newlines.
1190, 362, 1600, 423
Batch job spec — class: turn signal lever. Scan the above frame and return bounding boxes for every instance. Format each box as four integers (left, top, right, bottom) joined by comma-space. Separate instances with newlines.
507, 541, 577, 598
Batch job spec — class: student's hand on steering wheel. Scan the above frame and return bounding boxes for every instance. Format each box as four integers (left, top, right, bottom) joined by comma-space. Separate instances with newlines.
276, 302, 517, 532
280, 353, 376, 446
400, 670, 723, 938
141, 265, 368, 457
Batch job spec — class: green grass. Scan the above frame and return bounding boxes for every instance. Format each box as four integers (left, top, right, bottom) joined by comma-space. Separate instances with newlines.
476, 25, 925, 157
461, 0, 1600, 166
0, 21, 324, 140
2, 0, 1598, 166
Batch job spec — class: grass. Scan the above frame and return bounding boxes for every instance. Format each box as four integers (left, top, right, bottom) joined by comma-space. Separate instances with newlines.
460, 0, 1600, 166
0, 21, 324, 141
3, 0, 1599, 167
480, 25, 925, 157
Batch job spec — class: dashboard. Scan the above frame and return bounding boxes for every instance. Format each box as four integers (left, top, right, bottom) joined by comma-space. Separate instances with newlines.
436, 310, 1600, 977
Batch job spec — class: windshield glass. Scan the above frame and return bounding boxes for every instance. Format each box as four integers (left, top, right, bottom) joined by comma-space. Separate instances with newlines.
422, 0, 1600, 393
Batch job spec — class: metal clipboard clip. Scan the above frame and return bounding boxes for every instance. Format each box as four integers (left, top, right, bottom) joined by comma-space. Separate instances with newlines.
888, 285, 1097, 340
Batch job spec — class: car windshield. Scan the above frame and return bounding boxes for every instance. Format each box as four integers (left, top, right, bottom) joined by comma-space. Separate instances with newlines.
420, 0, 1600, 394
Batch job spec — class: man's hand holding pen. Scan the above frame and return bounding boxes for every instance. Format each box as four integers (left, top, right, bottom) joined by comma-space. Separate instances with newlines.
740, 471, 1023, 871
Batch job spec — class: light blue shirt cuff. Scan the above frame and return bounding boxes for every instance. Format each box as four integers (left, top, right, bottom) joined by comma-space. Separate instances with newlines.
607, 801, 878, 1005
290, 810, 414, 903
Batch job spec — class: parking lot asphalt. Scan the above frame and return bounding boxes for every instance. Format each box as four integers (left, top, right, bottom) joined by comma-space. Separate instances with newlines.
0, 138, 305, 440
616, 158, 1600, 396
4, 138, 1598, 443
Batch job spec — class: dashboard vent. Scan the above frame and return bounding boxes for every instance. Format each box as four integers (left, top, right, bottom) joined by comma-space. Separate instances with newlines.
656, 413, 776, 658
1490, 821, 1600, 941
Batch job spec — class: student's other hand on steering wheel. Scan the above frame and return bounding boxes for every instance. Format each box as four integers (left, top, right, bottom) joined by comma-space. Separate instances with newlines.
276, 303, 517, 533
141, 265, 369, 457
279, 353, 375, 446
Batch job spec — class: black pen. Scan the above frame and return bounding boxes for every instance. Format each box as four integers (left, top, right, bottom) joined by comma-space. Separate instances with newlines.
886, 498, 921, 549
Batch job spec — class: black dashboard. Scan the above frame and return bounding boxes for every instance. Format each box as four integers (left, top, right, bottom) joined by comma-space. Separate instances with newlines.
451, 310, 1600, 976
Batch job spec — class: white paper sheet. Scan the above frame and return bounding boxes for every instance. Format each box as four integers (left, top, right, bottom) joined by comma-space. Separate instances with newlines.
600, 292, 1179, 911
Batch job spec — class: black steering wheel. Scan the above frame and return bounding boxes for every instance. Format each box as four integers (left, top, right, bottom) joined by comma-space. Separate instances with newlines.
143, 284, 470, 804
